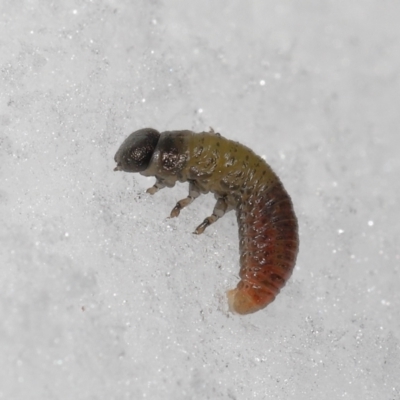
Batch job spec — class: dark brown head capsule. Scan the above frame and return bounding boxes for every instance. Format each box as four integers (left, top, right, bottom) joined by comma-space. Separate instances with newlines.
114, 128, 160, 172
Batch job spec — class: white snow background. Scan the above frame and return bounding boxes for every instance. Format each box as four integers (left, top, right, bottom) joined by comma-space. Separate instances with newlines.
1, 1, 399, 399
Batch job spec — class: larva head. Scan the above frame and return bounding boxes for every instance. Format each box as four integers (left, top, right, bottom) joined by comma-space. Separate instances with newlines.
114, 128, 160, 173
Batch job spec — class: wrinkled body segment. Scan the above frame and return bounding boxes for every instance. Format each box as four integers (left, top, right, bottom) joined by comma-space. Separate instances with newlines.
114, 128, 299, 315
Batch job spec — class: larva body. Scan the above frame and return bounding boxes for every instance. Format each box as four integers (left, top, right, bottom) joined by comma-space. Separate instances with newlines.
114, 128, 299, 315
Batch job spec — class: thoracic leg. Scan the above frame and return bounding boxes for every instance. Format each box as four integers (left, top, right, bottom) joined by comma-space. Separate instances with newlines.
146, 178, 166, 195
194, 197, 228, 234
170, 181, 201, 218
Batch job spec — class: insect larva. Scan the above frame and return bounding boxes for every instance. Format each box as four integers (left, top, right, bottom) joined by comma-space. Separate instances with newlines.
114, 128, 299, 315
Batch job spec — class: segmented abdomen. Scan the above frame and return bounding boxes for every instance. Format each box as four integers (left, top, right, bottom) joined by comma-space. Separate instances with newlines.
227, 181, 299, 314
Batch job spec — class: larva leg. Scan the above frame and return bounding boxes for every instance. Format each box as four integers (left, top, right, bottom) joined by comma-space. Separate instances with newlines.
194, 197, 228, 234
170, 181, 201, 218
146, 178, 166, 195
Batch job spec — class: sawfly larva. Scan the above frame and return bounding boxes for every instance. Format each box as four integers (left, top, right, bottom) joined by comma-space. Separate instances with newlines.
114, 128, 299, 315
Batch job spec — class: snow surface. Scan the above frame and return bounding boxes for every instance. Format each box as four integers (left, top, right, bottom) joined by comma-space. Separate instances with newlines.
1, 1, 399, 399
